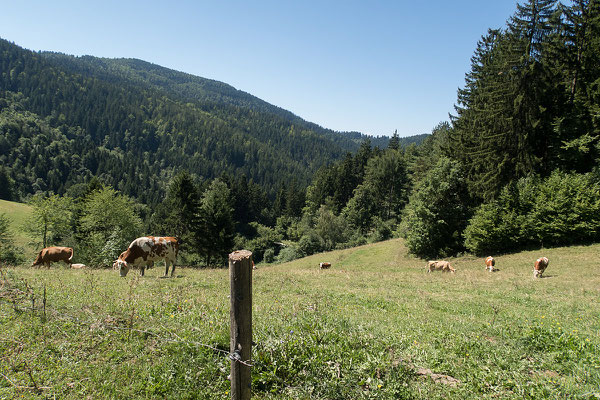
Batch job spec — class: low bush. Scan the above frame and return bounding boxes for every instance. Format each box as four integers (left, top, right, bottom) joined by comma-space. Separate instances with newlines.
465, 171, 600, 255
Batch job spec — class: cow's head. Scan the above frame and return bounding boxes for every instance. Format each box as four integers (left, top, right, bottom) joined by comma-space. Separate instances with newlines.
113, 260, 130, 277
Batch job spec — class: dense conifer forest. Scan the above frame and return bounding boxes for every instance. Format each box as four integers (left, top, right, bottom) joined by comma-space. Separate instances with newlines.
1, 0, 599, 267
0, 37, 398, 204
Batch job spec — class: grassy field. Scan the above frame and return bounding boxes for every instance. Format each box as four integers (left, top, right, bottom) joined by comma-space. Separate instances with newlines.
0, 199, 33, 253
1, 238, 599, 399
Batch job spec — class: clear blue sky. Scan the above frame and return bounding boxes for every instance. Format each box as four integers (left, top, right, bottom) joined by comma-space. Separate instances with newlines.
1, 0, 519, 137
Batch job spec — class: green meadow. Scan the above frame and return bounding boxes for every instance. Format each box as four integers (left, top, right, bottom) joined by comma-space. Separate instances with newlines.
1, 238, 599, 399
0, 199, 32, 252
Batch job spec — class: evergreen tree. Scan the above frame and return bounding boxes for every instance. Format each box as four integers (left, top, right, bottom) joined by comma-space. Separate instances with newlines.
0, 166, 14, 200
451, 0, 561, 200
196, 179, 235, 267
150, 170, 201, 254
554, 0, 600, 171
388, 130, 400, 150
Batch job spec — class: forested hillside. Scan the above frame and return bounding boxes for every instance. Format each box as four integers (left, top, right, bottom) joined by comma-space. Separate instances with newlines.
0, 38, 396, 204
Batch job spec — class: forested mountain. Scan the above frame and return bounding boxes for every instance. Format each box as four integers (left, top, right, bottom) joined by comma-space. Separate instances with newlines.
0, 38, 394, 204
4, 0, 594, 268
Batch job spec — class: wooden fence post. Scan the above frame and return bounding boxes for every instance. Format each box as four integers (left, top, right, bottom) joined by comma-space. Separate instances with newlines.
229, 250, 253, 400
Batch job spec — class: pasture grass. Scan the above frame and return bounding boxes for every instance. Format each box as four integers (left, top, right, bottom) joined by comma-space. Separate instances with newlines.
1, 238, 599, 399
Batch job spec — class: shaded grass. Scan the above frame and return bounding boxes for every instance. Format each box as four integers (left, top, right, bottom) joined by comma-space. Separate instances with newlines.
1, 239, 599, 399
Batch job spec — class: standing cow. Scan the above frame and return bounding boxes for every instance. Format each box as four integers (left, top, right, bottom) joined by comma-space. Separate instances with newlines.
113, 236, 179, 277
427, 260, 456, 273
533, 257, 549, 278
32, 246, 73, 268
485, 256, 495, 272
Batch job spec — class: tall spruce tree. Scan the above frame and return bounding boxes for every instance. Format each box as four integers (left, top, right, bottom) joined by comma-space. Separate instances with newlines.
149, 171, 201, 255
554, 0, 600, 171
196, 179, 234, 267
451, 0, 562, 200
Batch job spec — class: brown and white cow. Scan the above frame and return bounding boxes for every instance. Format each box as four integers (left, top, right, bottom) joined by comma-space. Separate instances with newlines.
319, 262, 331, 269
533, 257, 549, 278
113, 236, 179, 277
485, 256, 495, 272
32, 246, 73, 268
427, 260, 456, 273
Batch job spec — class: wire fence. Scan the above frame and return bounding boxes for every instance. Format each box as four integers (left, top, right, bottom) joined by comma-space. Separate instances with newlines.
0, 266, 255, 390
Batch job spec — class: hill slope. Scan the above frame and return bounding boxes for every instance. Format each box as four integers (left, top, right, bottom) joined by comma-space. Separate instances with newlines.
0, 38, 386, 204
0, 199, 31, 250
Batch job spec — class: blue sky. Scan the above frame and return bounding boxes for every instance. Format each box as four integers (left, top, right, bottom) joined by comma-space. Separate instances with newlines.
1, 0, 519, 137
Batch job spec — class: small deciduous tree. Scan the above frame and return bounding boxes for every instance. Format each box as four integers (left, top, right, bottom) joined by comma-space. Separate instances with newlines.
78, 186, 143, 267
26, 194, 74, 248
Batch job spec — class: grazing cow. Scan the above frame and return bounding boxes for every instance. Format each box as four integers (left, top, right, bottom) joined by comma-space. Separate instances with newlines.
113, 236, 179, 277
485, 256, 495, 272
427, 260, 456, 273
319, 262, 331, 269
533, 257, 549, 278
32, 246, 73, 268
70, 263, 86, 269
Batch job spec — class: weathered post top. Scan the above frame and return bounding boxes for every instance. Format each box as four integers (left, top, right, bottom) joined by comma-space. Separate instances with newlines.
229, 250, 253, 262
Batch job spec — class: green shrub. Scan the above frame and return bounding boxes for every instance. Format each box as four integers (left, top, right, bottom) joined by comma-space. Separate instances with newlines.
465, 171, 600, 255
400, 158, 472, 258
297, 230, 325, 257
275, 246, 299, 263
367, 217, 394, 243
243, 223, 282, 263
263, 248, 275, 263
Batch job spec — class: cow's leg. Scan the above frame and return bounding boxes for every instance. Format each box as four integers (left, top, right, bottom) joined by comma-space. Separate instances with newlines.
165, 260, 175, 277
171, 263, 176, 277
141, 266, 145, 276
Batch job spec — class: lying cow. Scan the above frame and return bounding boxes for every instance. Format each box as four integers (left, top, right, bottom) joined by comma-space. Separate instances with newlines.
427, 260, 456, 273
485, 256, 495, 272
319, 262, 331, 269
113, 236, 179, 277
70, 263, 86, 269
533, 257, 549, 278
32, 246, 73, 268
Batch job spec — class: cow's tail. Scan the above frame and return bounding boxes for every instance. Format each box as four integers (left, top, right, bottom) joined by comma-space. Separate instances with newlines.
68, 248, 74, 263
